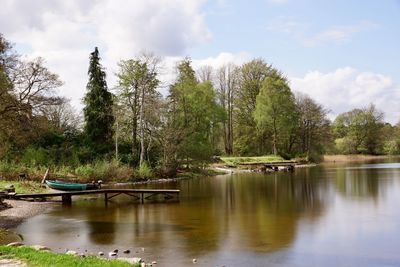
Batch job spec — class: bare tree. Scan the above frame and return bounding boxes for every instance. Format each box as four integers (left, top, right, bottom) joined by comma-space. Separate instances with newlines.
40, 98, 81, 132
216, 63, 238, 154
198, 65, 213, 83
9, 57, 63, 117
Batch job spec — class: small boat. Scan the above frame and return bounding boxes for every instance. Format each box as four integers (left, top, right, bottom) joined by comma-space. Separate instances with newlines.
45, 180, 100, 191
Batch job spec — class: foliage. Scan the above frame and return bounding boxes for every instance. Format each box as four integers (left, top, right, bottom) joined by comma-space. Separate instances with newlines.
74, 160, 133, 182
254, 76, 298, 156
83, 47, 114, 155
114, 54, 161, 167
333, 104, 384, 154
135, 162, 153, 179
0, 246, 138, 267
234, 59, 285, 155
294, 93, 331, 162
167, 59, 225, 168
1, 31, 400, 177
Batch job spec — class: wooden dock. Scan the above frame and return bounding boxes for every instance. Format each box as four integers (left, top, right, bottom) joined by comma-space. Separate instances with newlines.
239, 161, 296, 172
6, 189, 180, 205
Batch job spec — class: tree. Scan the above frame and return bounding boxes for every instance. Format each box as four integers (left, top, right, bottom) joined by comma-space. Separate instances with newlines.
234, 59, 282, 155
216, 63, 238, 155
254, 76, 298, 156
41, 98, 81, 133
115, 54, 161, 166
333, 104, 384, 154
0, 35, 64, 156
83, 47, 114, 155
167, 58, 224, 168
294, 93, 331, 161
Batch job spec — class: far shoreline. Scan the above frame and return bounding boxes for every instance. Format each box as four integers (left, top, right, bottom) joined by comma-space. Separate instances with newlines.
322, 154, 399, 163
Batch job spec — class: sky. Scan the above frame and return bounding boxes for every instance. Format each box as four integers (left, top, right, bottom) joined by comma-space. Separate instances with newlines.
0, 0, 399, 123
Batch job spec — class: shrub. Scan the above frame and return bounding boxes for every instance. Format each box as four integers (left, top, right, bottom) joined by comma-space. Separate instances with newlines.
135, 163, 153, 179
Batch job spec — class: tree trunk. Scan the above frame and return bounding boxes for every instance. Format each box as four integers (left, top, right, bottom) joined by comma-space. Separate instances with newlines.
273, 118, 277, 155
139, 85, 145, 166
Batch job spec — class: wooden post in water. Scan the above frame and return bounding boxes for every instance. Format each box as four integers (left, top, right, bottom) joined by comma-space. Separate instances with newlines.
62, 195, 72, 205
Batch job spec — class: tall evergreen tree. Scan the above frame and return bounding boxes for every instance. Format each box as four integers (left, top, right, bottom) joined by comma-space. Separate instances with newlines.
83, 47, 114, 155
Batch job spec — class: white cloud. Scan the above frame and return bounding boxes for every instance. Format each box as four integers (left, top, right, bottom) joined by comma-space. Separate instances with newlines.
267, 18, 378, 47
290, 67, 400, 124
0, 0, 211, 109
304, 21, 378, 46
192, 51, 251, 69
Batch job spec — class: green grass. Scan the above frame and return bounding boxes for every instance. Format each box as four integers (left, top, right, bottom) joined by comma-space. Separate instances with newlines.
0, 160, 134, 183
0, 246, 139, 267
220, 155, 291, 167
0, 181, 46, 194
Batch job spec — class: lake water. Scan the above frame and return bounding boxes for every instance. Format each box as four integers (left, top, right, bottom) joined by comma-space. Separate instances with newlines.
15, 160, 400, 266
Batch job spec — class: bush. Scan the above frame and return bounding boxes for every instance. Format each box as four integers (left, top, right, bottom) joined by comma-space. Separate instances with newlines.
21, 147, 51, 166
74, 160, 133, 182
135, 163, 153, 179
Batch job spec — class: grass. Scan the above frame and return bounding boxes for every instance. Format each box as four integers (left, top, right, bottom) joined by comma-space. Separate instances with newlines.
0, 246, 140, 267
220, 155, 291, 167
0, 160, 134, 183
0, 180, 46, 194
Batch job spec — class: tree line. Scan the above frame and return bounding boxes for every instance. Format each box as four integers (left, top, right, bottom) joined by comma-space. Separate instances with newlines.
1, 33, 399, 177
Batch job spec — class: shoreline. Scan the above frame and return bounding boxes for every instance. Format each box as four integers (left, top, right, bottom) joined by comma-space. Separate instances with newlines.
323, 154, 398, 163
0, 200, 54, 229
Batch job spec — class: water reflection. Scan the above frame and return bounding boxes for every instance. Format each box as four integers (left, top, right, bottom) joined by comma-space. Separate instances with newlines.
15, 161, 400, 266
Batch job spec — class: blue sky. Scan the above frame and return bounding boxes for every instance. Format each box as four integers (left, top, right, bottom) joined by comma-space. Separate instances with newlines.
195, 0, 400, 77
0, 0, 399, 122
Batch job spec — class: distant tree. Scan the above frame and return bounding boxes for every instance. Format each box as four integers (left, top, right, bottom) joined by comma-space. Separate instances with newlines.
83, 47, 114, 155
294, 93, 331, 161
197, 65, 213, 83
234, 59, 282, 155
41, 98, 81, 133
333, 104, 384, 154
167, 58, 224, 168
10, 57, 64, 116
216, 63, 238, 155
115, 53, 161, 167
254, 76, 298, 156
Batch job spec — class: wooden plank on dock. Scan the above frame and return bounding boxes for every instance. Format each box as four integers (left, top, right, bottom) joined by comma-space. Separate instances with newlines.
7, 189, 180, 205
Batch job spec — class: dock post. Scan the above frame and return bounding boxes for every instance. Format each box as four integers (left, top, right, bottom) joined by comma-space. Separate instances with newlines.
62, 195, 72, 205
104, 193, 108, 206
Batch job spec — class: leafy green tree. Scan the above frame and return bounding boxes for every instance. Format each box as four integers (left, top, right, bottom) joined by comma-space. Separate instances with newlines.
83, 47, 114, 156
167, 58, 224, 168
234, 59, 282, 155
254, 76, 298, 156
333, 104, 384, 154
115, 54, 161, 166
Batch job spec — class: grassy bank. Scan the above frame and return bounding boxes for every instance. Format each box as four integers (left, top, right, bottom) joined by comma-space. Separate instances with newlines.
0, 181, 46, 194
0, 160, 134, 183
220, 155, 290, 167
0, 246, 139, 267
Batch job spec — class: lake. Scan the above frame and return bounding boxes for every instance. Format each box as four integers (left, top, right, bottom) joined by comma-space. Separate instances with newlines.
15, 160, 400, 266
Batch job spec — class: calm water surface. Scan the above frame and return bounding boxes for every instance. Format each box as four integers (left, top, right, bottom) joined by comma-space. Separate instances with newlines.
16, 160, 400, 266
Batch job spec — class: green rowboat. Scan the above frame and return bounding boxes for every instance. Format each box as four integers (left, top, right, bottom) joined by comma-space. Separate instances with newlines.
45, 180, 99, 191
